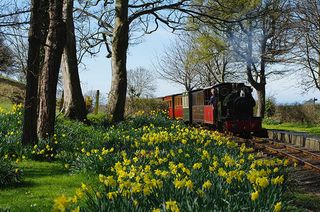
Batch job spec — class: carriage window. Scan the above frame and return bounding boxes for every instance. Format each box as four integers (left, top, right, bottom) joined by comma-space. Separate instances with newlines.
204, 89, 212, 105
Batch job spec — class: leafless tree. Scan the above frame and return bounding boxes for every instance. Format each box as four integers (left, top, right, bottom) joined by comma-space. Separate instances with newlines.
0, 1, 30, 80
0, 0, 29, 29
4, 27, 29, 81
156, 37, 201, 91
295, 0, 320, 92
0, 36, 14, 75
127, 67, 156, 98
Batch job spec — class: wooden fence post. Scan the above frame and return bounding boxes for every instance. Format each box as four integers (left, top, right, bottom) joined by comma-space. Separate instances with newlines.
94, 90, 100, 114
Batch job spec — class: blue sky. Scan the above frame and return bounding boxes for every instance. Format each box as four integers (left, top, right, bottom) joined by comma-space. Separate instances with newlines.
79, 28, 319, 105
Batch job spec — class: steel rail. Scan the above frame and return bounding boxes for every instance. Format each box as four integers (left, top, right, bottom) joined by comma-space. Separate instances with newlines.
265, 138, 320, 161
251, 138, 320, 173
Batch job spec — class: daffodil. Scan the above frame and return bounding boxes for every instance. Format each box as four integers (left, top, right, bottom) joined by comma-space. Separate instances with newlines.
274, 202, 282, 212
192, 162, 202, 170
251, 190, 259, 201
53, 195, 70, 212
202, 180, 212, 190
256, 177, 269, 188
271, 175, 284, 185
107, 191, 117, 200
165, 200, 180, 212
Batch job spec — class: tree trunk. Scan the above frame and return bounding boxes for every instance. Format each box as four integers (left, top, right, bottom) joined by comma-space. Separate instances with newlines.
256, 87, 265, 118
245, 21, 266, 118
108, 0, 129, 123
22, 0, 43, 145
61, 0, 87, 121
37, 0, 66, 139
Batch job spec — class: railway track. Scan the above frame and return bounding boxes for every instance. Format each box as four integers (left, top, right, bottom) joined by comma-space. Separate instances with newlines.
229, 135, 320, 195
251, 137, 320, 173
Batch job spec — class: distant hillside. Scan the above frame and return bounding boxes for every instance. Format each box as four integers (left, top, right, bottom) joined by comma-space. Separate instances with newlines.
0, 76, 25, 106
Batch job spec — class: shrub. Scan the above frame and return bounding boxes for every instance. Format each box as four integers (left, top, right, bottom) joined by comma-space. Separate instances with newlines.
275, 104, 320, 124
263, 117, 281, 125
125, 98, 167, 117
0, 158, 22, 186
265, 97, 276, 117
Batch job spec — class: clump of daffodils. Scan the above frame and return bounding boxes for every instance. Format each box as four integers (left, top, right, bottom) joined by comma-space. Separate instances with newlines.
53, 114, 288, 211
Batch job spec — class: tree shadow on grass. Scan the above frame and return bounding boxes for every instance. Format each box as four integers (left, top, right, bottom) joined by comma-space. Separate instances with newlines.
0, 180, 36, 189
24, 166, 68, 178
1, 162, 70, 190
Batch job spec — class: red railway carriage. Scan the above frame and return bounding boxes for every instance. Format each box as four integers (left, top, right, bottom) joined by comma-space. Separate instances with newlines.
163, 96, 174, 118
174, 95, 183, 119
203, 87, 215, 125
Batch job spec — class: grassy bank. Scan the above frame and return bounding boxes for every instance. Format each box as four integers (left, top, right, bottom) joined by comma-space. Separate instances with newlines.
263, 122, 320, 136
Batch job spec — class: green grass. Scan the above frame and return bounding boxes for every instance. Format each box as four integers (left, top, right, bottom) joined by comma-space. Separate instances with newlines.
286, 192, 320, 211
0, 160, 97, 212
263, 122, 320, 136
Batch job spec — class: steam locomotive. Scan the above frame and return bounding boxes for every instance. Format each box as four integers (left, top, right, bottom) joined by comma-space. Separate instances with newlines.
163, 83, 264, 136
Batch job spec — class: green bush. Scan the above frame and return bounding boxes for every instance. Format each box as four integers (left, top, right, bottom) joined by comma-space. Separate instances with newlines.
53, 119, 107, 165
0, 158, 22, 186
263, 117, 281, 125
65, 110, 175, 173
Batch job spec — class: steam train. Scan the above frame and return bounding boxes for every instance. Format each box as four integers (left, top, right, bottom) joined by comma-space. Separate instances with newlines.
163, 83, 264, 136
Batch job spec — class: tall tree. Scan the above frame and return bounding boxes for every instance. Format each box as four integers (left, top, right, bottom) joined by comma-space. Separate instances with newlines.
226, 0, 294, 117
296, 0, 320, 92
21, 0, 44, 145
37, 0, 66, 139
156, 37, 200, 91
61, 0, 87, 121
108, 0, 129, 122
